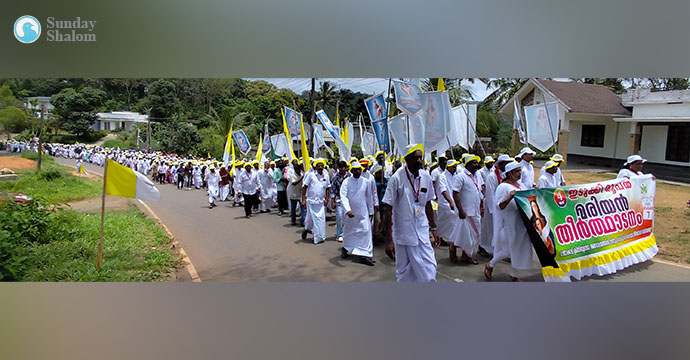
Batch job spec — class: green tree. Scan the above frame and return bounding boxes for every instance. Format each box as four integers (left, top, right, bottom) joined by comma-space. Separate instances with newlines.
0, 107, 30, 138
196, 127, 225, 159
138, 79, 180, 121
155, 120, 200, 155
50, 87, 106, 137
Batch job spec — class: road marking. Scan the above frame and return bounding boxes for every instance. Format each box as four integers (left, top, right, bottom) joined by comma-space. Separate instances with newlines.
437, 270, 463, 282
137, 199, 202, 282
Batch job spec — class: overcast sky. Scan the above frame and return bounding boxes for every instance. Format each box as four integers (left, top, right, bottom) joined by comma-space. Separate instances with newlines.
246, 78, 495, 101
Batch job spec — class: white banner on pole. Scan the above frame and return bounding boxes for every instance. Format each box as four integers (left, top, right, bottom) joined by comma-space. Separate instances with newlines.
419, 91, 452, 154
524, 102, 559, 152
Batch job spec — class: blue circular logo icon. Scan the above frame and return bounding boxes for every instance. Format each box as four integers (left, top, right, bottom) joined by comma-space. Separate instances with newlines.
14, 15, 41, 44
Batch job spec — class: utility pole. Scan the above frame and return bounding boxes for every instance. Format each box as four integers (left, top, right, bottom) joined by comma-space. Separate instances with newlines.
145, 107, 152, 152
36, 104, 46, 172
309, 78, 316, 153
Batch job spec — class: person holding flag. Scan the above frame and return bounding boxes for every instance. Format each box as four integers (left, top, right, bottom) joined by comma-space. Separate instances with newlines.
239, 162, 261, 218
483, 154, 513, 257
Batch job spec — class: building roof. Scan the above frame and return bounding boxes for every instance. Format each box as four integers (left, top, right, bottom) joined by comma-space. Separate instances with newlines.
535, 79, 631, 116
620, 88, 690, 105
97, 111, 148, 122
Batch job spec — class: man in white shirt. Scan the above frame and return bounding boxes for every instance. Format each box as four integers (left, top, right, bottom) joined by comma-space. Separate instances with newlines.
478, 156, 495, 184
382, 144, 440, 282
550, 154, 566, 186
483, 154, 513, 257
301, 159, 330, 244
538, 161, 560, 188
450, 155, 483, 263
239, 162, 260, 218
517, 146, 536, 190
340, 161, 376, 266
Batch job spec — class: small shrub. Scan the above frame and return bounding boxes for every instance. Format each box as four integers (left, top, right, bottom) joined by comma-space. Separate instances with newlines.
38, 169, 63, 181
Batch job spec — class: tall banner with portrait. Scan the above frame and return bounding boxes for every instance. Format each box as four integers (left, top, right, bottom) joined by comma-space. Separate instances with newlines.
524, 102, 559, 152
262, 124, 271, 154
392, 80, 423, 117
284, 106, 302, 139
513, 175, 658, 282
419, 91, 452, 154
361, 131, 376, 157
371, 119, 391, 154
316, 109, 350, 161
232, 130, 252, 155
364, 92, 388, 123
271, 133, 288, 157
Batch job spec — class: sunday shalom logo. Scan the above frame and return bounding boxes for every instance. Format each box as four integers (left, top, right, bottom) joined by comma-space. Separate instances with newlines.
45, 17, 97, 42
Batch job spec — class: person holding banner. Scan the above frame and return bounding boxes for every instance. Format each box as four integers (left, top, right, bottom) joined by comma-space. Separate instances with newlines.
618, 154, 655, 180
449, 155, 484, 264
301, 159, 330, 244
485, 161, 534, 282
382, 144, 440, 282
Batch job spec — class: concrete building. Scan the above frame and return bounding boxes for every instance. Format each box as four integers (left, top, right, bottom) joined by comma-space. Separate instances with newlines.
500, 79, 689, 182
93, 111, 148, 131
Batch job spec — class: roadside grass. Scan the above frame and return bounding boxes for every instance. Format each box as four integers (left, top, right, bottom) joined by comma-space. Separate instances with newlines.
565, 171, 690, 264
1, 153, 180, 281
21, 205, 178, 281
0, 154, 101, 203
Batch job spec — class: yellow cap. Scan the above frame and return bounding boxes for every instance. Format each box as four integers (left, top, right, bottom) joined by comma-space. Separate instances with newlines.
405, 144, 423, 158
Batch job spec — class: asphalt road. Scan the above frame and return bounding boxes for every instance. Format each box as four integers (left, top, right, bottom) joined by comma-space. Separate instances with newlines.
55, 156, 690, 282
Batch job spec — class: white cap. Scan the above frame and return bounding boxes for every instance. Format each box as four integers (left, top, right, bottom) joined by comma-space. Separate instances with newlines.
518, 147, 536, 157
503, 161, 521, 175
624, 155, 647, 166
496, 154, 513, 163
543, 160, 558, 170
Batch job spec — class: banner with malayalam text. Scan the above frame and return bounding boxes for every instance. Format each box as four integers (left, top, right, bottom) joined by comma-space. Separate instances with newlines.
514, 175, 658, 282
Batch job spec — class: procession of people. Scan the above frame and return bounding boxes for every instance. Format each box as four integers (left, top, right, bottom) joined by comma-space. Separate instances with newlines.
3, 138, 655, 283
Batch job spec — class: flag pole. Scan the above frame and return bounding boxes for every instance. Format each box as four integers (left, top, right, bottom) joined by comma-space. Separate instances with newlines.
461, 104, 487, 158
97, 155, 109, 271
540, 90, 558, 151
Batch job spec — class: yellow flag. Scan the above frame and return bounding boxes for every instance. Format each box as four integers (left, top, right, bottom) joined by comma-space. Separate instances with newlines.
437, 78, 445, 91
299, 113, 311, 171
231, 127, 236, 172
281, 108, 297, 160
256, 136, 263, 161
336, 106, 340, 128
105, 159, 160, 201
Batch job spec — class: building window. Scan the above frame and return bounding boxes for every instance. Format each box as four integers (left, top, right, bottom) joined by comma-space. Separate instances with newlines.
580, 124, 605, 148
666, 124, 690, 162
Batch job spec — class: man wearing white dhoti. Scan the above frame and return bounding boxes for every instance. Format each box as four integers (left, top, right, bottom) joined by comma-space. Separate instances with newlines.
485, 161, 534, 282
383, 144, 440, 282
436, 159, 458, 243
205, 165, 221, 208
340, 161, 376, 266
258, 162, 275, 212
301, 159, 330, 244
449, 155, 483, 264
482, 154, 512, 257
